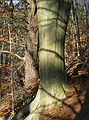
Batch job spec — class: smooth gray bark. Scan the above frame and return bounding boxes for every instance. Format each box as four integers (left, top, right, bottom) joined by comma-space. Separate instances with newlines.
25, 0, 71, 120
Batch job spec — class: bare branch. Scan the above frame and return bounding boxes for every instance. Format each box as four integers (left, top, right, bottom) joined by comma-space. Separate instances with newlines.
0, 50, 25, 61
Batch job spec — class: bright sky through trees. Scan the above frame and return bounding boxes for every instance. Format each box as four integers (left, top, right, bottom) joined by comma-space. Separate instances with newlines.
13, 0, 19, 4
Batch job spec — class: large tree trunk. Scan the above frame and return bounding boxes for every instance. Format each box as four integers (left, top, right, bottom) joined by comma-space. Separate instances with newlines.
25, 0, 71, 120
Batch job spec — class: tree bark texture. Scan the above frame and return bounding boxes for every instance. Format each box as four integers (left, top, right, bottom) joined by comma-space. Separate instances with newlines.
25, 0, 71, 120
25, 0, 38, 88
38, 0, 71, 99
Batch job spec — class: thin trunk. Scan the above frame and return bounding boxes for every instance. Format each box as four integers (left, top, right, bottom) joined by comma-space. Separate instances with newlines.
0, 20, 5, 99
8, 24, 15, 117
83, 0, 88, 27
83, 0, 89, 48
25, 0, 38, 88
72, 0, 80, 58
9, 0, 14, 19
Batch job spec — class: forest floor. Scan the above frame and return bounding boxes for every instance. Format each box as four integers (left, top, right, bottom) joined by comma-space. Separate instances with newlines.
10, 60, 89, 120
15, 59, 89, 120
39, 77, 89, 120
0, 59, 89, 120
39, 60, 89, 120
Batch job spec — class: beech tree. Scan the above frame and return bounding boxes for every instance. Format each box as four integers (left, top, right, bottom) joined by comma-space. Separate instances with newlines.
25, 0, 72, 120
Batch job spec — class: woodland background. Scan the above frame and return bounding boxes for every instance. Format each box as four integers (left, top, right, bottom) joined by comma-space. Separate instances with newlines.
0, 0, 89, 119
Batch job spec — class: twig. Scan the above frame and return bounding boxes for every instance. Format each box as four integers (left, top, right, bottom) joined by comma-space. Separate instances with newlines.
0, 50, 25, 61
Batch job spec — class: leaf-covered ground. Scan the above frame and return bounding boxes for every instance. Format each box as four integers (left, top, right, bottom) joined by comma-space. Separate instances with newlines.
0, 58, 89, 120
39, 67, 89, 120
39, 59, 89, 120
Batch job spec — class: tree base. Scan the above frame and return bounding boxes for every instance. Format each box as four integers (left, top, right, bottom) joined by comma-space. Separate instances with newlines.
25, 86, 66, 120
